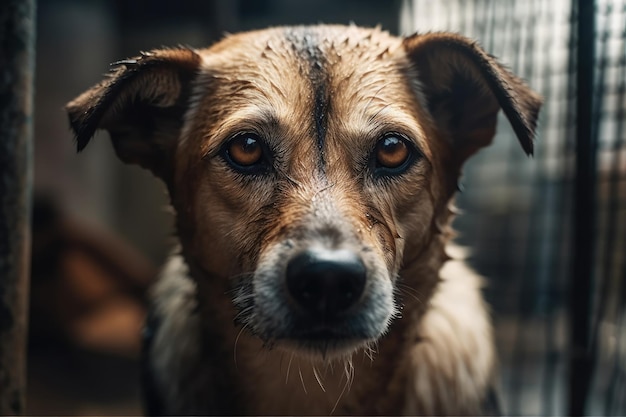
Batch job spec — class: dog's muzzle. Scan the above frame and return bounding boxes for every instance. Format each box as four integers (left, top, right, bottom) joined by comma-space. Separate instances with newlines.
235, 234, 396, 358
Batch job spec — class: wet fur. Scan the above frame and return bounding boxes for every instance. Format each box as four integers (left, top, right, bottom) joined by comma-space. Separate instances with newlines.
67, 25, 541, 415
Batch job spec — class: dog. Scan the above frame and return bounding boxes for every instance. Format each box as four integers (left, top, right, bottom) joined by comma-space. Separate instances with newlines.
66, 24, 541, 415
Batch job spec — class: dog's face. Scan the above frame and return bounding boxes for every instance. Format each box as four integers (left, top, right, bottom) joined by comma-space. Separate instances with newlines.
67, 26, 540, 359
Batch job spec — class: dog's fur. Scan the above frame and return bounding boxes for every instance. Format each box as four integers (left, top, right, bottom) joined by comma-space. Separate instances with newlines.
66, 25, 541, 415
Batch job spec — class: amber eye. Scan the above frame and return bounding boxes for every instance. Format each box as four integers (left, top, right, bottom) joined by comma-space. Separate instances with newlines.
224, 133, 265, 170
373, 134, 413, 175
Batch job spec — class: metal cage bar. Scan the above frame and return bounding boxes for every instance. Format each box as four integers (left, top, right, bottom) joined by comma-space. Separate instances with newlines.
0, 0, 36, 414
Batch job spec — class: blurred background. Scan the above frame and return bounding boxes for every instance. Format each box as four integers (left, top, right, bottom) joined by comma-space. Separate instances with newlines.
21, 0, 625, 414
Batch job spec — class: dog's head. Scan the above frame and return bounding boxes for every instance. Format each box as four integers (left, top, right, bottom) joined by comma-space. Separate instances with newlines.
67, 26, 541, 360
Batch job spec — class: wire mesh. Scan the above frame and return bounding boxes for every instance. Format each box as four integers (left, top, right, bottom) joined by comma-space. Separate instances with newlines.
588, 1, 626, 415
401, 0, 625, 415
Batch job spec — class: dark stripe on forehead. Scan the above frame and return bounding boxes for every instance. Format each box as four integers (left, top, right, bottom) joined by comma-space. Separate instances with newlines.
284, 28, 330, 172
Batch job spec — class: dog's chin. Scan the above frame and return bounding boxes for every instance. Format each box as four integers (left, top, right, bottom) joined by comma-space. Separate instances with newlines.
276, 333, 372, 361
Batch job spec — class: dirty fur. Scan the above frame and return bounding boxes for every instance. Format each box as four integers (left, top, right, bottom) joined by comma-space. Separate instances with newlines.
66, 25, 541, 415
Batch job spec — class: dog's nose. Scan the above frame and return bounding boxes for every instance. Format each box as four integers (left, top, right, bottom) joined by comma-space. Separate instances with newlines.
286, 249, 366, 318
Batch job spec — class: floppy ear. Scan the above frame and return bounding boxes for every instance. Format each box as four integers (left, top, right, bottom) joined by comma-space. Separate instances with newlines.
66, 48, 201, 180
403, 32, 542, 163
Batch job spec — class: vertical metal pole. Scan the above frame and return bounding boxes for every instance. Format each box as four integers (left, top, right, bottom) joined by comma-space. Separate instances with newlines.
569, 0, 596, 415
0, 0, 35, 414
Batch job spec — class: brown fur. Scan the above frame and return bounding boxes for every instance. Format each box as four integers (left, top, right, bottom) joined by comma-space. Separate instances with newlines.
67, 25, 541, 415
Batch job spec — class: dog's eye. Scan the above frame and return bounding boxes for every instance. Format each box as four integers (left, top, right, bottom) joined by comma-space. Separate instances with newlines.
373, 134, 414, 175
224, 133, 264, 170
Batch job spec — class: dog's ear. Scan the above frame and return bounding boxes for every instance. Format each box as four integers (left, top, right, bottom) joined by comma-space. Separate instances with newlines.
66, 48, 201, 180
403, 32, 542, 163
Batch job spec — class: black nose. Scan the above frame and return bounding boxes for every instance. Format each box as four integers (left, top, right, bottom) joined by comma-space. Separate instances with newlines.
286, 249, 366, 319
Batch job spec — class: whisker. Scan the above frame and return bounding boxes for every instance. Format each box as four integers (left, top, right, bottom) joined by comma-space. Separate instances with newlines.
286, 353, 294, 384
313, 182, 336, 199
331, 356, 354, 415
330, 379, 348, 415
233, 305, 253, 322
369, 101, 393, 120
312, 363, 326, 392
363, 342, 376, 363
233, 324, 248, 368
298, 362, 308, 394
363, 83, 390, 114
346, 355, 355, 392
397, 283, 423, 304
276, 166, 303, 187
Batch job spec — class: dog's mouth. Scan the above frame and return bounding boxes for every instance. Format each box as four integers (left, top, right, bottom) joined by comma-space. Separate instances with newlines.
277, 331, 368, 360
278, 324, 374, 359
289, 321, 372, 342
292, 326, 353, 340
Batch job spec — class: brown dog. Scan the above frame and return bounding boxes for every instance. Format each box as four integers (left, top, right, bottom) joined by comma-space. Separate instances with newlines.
67, 25, 541, 415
